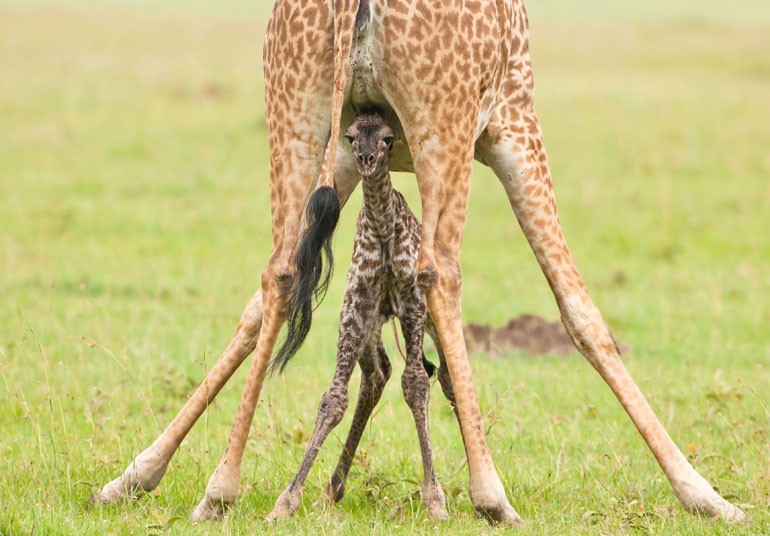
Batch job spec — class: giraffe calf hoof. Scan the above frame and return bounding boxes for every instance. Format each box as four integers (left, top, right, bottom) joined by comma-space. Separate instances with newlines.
425, 498, 449, 521
322, 476, 345, 504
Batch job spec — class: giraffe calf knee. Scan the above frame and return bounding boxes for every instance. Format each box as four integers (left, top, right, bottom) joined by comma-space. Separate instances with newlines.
316, 387, 349, 427
425, 253, 462, 295
401, 366, 430, 410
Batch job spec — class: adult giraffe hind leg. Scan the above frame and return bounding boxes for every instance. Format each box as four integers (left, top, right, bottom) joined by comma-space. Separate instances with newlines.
403, 120, 522, 526
477, 107, 747, 523
191, 262, 291, 521
92, 290, 264, 505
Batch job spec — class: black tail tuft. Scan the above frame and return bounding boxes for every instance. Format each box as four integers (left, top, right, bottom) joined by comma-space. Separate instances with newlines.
272, 186, 341, 374
422, 352, 437, 378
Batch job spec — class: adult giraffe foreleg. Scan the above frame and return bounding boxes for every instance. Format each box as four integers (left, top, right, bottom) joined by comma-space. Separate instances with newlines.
190, 254, 291, 521
478, 109, 747, 523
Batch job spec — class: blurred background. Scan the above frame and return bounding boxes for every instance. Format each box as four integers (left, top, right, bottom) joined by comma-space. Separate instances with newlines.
1, 1, 768, 534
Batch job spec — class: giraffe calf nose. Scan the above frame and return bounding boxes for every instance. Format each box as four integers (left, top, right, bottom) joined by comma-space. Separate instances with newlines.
356, 152, 376, 168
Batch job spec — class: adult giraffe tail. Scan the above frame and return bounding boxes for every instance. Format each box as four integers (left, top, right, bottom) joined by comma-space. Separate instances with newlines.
272, 0, 363, 374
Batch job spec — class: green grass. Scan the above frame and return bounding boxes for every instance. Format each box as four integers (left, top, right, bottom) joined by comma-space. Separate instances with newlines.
1, 1, 768, 534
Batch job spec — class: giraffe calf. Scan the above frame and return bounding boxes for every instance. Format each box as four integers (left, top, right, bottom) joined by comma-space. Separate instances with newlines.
267, 110, 456, 522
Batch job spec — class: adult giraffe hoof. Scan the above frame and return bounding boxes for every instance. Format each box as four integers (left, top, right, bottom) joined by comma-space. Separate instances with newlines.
91, 449, 168, 504
687, 500, 749, 524
475, 503, 525, 527
90, 444, 168, 504
91, 475, 140, 504
266, 488, 301, 522
673, 472, 749, 524
680, 490, 748, 523
191, 494, 232, 522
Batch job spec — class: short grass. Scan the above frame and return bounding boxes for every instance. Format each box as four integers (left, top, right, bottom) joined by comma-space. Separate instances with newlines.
1, 1, 768, 534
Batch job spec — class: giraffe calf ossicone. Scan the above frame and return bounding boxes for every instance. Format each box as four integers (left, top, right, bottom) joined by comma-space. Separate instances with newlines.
266, 110, 455, 522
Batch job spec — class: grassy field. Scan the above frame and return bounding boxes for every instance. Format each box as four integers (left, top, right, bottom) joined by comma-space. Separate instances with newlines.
1, 1, 769, 534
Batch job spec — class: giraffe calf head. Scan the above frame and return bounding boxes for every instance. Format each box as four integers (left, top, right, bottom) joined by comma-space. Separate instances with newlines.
345, 110, 395, 177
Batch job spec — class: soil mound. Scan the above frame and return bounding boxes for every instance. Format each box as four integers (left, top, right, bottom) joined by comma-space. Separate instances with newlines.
463, 315, 574, 357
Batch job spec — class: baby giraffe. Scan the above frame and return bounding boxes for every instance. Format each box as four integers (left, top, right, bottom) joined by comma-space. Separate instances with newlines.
267, 110, 451, 522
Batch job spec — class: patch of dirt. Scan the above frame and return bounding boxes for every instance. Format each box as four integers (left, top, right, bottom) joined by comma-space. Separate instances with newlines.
464, 315, 575, 357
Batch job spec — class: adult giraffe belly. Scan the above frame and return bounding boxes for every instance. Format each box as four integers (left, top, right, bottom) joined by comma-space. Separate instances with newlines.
346, 0, 416, 173
349, 0, 506, 173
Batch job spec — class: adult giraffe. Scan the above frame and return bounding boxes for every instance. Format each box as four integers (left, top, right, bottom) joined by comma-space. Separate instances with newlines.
94, 0, 746, 525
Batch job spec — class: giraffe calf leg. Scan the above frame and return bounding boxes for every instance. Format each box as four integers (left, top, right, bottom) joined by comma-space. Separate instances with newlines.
267, 385, 350, 522
401, 358, 449, 521
323, 342, 392, 505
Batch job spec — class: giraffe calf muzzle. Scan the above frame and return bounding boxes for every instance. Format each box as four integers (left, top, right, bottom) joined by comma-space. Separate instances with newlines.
356, 152, 376, 168
355, 151, 380, 177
